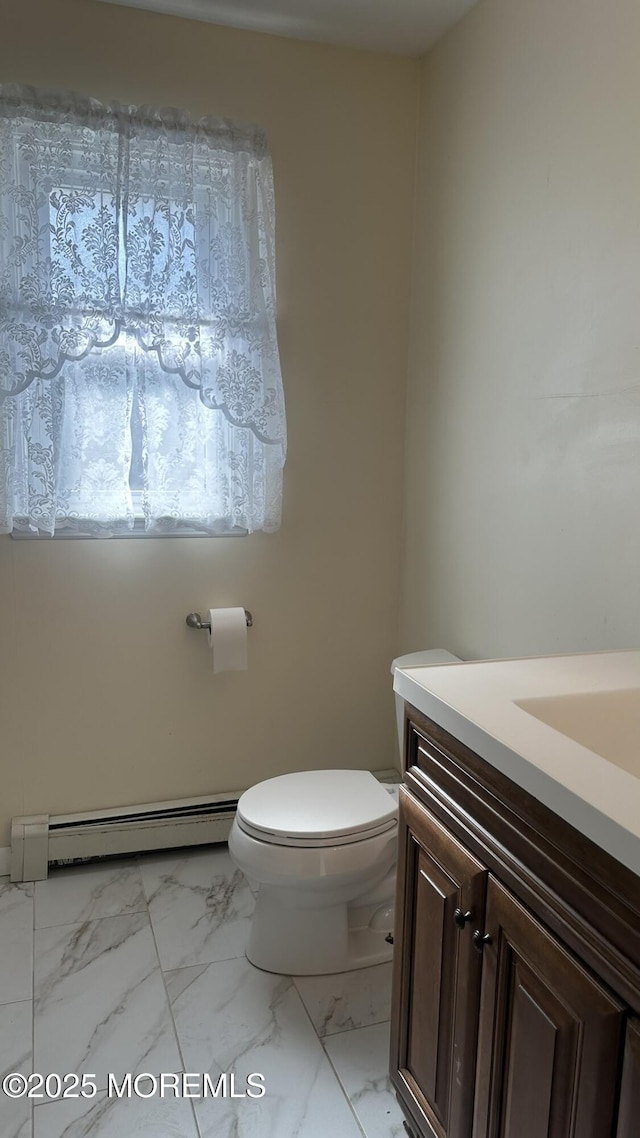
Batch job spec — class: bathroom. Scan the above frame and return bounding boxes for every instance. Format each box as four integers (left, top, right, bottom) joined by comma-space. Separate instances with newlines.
1, 0, 639, 1135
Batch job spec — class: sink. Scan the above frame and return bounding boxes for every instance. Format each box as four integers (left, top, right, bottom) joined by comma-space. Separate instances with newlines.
394, 652, 640, 874
515, 689, 640, 778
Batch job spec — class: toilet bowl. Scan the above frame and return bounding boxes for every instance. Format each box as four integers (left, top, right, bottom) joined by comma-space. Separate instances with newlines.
229, 649, 460, 976
229, 769, 397, 974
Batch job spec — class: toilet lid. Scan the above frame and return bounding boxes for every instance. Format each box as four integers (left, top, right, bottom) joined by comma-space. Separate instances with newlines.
236, 770, 398, 846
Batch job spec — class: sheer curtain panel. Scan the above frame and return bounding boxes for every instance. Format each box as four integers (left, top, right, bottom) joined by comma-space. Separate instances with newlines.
0, 84, 286, 536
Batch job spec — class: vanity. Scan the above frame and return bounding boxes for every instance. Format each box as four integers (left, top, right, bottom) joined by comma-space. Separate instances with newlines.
390, 652, 640, 1138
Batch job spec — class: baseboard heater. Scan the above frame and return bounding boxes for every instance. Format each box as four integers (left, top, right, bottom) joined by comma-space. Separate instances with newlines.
10, 791, 241, 883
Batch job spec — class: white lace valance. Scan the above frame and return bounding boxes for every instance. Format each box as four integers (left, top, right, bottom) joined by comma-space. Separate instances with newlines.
0, 84, 286, 536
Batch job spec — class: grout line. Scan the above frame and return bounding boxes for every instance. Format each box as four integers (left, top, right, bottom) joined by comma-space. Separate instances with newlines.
31, 881, 36, 1138
291, 975, 323, 1040
136, 854, 201, 1138
322, 1042, 368, 1138
0, 995, 35, 1009
291, 976, 368, 1138
153, 856, 272, 1138
33, 904, 149, 932
306, 1012, 392, 1040
291, 962, 394, 1039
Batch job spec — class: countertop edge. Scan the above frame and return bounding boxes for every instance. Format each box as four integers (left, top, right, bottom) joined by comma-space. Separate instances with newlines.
395, 667, 640, 879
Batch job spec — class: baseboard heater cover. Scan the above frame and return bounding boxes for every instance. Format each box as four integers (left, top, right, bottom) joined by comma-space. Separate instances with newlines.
10, 768, 400, 883
10, 791, 241, 882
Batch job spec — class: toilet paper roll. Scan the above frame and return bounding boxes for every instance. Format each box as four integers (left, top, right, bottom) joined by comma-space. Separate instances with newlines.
207, 607, 248, 673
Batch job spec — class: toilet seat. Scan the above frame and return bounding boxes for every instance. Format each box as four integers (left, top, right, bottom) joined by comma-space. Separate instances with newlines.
237, 815, 397, 847
236, 769, 397, 848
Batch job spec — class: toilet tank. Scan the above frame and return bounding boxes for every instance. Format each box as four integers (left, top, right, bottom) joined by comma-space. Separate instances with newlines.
391, 650, 461, 771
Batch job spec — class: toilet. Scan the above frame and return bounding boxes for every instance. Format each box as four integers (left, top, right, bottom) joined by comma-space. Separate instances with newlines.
228, 649, 460, 975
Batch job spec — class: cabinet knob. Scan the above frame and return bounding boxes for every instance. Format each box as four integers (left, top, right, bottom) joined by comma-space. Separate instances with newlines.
454, 908, 473, 929
472, 929, 492, 952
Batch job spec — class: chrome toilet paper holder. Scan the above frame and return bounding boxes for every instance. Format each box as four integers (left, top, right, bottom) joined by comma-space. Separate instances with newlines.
186, 610, 253, 630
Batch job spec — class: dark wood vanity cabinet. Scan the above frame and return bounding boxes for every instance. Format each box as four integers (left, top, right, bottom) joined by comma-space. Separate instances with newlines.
618, 1018, 640, 1138
391, 705, 640, 1138
394, 791, 486, 1138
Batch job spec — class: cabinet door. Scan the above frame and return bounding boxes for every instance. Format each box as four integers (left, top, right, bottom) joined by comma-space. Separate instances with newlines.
391, 789, 487, 1138
472, 878, 625, 1138
617, 1018, 640, 1138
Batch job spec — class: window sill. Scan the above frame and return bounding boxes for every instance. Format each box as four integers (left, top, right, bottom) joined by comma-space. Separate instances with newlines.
10, 522, 249, 540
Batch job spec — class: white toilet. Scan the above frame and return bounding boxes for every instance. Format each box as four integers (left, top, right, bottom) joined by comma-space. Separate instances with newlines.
228, 649, 460, 975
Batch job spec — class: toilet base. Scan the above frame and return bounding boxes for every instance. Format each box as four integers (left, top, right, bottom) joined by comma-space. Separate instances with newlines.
246, 886, 395, 976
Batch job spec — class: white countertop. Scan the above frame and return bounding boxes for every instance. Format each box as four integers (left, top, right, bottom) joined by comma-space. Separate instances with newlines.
394, 651, 640, 876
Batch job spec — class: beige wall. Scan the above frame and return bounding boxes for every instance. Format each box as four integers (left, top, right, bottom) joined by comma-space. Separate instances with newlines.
0, 0, 419, 845
401, 0, 640, 661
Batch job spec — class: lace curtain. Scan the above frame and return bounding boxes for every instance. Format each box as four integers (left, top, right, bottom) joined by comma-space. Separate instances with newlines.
0, 84, 286, 535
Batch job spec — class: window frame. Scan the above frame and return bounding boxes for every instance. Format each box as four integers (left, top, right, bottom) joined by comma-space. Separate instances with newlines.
1, 85, 286, 540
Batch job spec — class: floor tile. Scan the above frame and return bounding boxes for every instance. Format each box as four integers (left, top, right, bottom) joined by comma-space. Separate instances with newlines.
0, 883, 34, 1005
324, 1021, 405, 1138
0, 1000, 32, 1138
168, 956, 363, 1138
35, 861, 145, 930
1, 845, 407, 1138
33, 1093, 199, 1137
163, 965, 209, 1005
34, 913, 181, 1093
139, 847, 253, 970
294, 961, 393, 1037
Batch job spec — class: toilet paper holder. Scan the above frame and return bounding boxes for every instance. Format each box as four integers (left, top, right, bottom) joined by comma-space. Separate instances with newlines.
186, 610, 253, 630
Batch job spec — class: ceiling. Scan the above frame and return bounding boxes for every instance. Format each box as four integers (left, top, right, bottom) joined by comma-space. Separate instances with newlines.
96, 0, 478, 56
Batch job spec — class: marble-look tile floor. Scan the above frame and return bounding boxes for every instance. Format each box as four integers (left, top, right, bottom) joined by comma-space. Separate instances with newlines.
0, 848, 404, 1138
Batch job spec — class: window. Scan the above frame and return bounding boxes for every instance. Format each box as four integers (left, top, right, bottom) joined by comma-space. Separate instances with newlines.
0, 85, 286, 536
